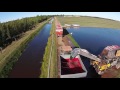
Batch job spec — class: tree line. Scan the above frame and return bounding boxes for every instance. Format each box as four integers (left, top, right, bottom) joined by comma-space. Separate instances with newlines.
0, 15, 51, 49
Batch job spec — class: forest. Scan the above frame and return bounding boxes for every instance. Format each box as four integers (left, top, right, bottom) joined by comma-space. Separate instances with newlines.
0, 15, 51, 50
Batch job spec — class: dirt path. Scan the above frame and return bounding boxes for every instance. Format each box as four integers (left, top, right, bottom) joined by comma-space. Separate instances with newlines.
55, 17, 75, 78
62, 35, 75, 47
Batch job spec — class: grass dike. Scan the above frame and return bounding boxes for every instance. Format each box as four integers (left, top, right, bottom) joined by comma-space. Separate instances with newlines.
40, 19, 58, 78
62, 27, 80, 48
67, 33, 80, 48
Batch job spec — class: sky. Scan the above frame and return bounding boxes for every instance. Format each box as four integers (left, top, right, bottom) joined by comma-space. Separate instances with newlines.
0, 12, 120, 23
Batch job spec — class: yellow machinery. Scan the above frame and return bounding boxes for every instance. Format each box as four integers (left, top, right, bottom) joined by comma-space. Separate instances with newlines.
70, 45, 120, 75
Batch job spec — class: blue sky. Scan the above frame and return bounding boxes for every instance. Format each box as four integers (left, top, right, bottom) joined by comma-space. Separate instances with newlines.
0, 12, 120, 23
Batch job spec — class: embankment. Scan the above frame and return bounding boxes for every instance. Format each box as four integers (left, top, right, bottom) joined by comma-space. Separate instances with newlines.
62, 28, 80, 48
40, 19, 58, 78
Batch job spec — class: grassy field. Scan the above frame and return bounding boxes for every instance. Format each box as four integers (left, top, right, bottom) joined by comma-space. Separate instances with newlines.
49, 20, 57, 78
0, 20, 48, 78
57, 16, 120, 29
40, 19, 58, 78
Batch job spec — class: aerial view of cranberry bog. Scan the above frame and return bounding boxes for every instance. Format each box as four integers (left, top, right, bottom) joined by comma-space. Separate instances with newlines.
60, 54, 87, 78
1, 12, 120, 78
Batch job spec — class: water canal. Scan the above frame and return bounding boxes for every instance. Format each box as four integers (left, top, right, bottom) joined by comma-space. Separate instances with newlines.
8, 24, 51, 78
